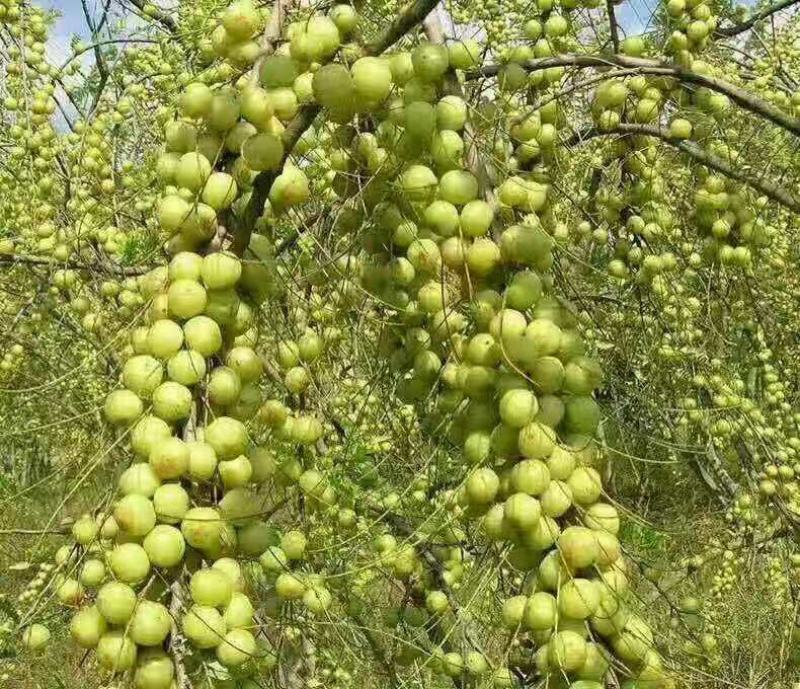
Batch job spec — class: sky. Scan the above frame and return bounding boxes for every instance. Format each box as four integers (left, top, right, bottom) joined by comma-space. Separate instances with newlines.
39, 0, 759, 63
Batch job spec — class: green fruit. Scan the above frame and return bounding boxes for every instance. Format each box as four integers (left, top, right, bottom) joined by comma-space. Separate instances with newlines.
70, 606, 107, 648
412, 42, 449, 82
96, 582, 137, 624
144, 524, 186, 567
110, 543, 151, 584
96, 631, 137, 671
190, 568, 234, 607
168, 279, 207, 320
129, 600, 172, 646
182, 605, 227, 649
21, 624, 50, 651
151, 381, 192, 422
114, 494, 156, 537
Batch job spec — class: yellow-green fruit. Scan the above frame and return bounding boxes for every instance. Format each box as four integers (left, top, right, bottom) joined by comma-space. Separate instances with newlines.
104, 389, 143, 425
558, 578, 600, 619
205, 416, 249, 459
187, 441, 218, 481
153, 483, 190, 524
96, 581, 138, 624
97, 631, 138, 671
412, 42, 449, 82
518, 422, 557, 459
525, 591, 557, 631
351, 56, 393, 104
167, 349, 207, 385
567, 466, 603, 505
175, 152, 211, 191
123, 356, 164, 398
22, 624, 50, 651
224, 592, 255, 628
504, 492, 541, 529
119, 463, 161, 497
151, 381, 193, 422
144, 524, 186, 567
202, 252, 242, 290
242, 133, 284, 171
168, 279, 208, 320
148, 319, 184, 359
465, 467, 500, 504
72, 514, 99, 545
70, 606, 107, 648
149, 437, 189, 480
558, 526, 599, 570
182, 605, 227, 649
191, 568, 234, 607
110, 543, 151, 584
510, 459, 550, 496
79, 559, 106, 587
134, 648, 175, 689
57, 578, 84, 605
216, 628, 257, 666
499, 389, 538, 428
129, 600, 172, 646
208, 366, 242, 406
114, 494, 157, 537
183, 315, 222, 356
548, 630, 587, 672
181, 507, 225, 551
584, 503, 620, 534
275, 572, 306, 599
169, 252, 203, 281
219, 455, 253, 488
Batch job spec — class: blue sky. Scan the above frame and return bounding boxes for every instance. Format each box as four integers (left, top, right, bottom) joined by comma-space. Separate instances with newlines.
40, 0, 755, 57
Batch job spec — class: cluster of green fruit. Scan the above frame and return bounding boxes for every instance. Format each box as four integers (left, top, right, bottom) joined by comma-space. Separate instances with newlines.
295, 36, 673, 689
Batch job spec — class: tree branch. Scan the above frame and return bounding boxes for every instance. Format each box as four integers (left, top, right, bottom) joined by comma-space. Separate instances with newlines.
567, 123, 800, 213
606, 0, 620, 53
230, 0, 443, 256
123, 0, 179, 33
469, 53, 800, 140
715, 0, 800, 36
0, 254, 151, 276
252, 0, 292, 83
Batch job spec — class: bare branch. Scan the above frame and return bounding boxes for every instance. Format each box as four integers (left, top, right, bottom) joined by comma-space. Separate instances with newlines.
567, 123, 800, 213
715, 0, 800, 37
606, 0, 620, 53
122, 0, 178, 32
470, 53, 800, 140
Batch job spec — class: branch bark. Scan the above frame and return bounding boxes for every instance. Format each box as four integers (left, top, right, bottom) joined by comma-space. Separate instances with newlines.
567, 123, 800, 213
469, 53, 800, 140
123, 0, 179, 33
715, 0, 800, 36
251, 0, 292, 84
230, 0, 443, 256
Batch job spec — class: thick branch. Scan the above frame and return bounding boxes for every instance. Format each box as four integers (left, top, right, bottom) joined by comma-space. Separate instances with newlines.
606, 0, 620, 53
469, 53, 800, 140
715, 0, 800, 36
123, 0, 179, 32
568, 123, 800, 213
365, 0, 442, 56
